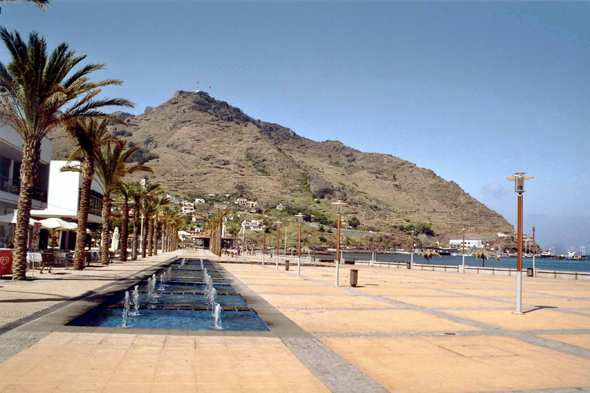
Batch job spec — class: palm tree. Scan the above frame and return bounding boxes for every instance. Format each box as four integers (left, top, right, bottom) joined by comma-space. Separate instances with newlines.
151, 195, 170, 256
94, 140, 152, 264
472, 248, 500, 267
0, 0, 51, 9
114, 181, 134, 262
62, 119, 130, 270
0, 28, 132, 280
208, 208, 232, 256
129, 182, 161, 259
419, 249, 441, 264
139, 183, 163, 258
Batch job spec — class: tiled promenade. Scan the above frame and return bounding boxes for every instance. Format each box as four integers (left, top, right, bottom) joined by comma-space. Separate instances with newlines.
1, 250, 590, 392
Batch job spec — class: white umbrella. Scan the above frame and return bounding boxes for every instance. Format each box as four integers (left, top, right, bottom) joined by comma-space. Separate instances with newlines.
38, 218, 77, 250
38, 218, 77, 230
0, 212, 40, 226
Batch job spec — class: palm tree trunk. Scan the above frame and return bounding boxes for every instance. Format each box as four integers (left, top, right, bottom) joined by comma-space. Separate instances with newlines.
132, 205, 139, 260
141, 216, 147, 258
153, 219, 158, 255
74, 158, 94, 270
100, 193, 112, 265
147, 217, 153, 257
12, 140, 41, 281
173, 225, 178, 251
119, 201, 129, 262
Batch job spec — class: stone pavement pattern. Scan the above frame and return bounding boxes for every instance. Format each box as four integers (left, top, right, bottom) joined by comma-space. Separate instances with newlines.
222, 261, 590, 393
1, 251, 590, 392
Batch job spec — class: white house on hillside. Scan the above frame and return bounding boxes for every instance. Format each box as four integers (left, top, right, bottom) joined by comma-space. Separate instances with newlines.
449, 239, 484, 249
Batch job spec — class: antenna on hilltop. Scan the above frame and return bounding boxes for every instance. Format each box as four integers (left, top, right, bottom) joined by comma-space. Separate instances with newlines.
195, 81, 200, 93
209, 86, 212, 95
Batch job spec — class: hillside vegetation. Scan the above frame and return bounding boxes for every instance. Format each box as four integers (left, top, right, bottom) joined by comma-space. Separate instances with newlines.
49, 91, 514, 238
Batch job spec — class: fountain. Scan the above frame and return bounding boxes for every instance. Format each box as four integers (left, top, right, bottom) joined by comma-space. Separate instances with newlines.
68, 258, 270, 332
121, 290, 131, 327
130, 285, 140, 316
147, 275, 159, 303
157, 273, 166, 291
213, 303, 222, 330
208, 287, 217, 312
200, 259, 204, 270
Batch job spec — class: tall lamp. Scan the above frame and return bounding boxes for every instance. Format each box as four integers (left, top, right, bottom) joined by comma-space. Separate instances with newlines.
461, 227, 466, 272
295, 213, 304, 277
332, 200, 345, 287
533, 225, 537, 276
262, 227, 266, 267
506, 172, 533, 314
275, 220, 282, 271
410, 229, 415, 266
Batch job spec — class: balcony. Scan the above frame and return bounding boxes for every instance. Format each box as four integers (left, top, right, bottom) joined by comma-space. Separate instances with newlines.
1, 175, 48, 203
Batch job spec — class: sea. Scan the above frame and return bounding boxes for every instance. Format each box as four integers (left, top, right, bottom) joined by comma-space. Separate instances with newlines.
311, 252, 590, 273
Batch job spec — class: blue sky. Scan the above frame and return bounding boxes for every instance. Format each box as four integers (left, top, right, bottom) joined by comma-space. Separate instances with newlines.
1, 1, 589, 251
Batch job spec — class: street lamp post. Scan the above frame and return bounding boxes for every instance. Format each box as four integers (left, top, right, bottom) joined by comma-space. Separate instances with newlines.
262, 228, 266, 267
461, 227, 466, 272
295, 213, 304, 277
410, 229, 415, 266
275, 221, 282, 271
371, 236, 375, 267
507, 172, 534, 315
332, 200, 345, 287
533, 225, 537, 276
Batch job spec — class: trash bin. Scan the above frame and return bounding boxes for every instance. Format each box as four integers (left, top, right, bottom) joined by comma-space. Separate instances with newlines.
285, 260, 290, 271
407, 262, 412, 269
527, 267, 534, 277
350, 269, 358, 287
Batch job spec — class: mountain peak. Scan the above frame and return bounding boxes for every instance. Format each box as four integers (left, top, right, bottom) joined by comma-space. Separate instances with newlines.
48, 92, 513, 237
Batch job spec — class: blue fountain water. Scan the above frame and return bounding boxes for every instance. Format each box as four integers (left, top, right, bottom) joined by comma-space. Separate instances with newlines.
68, 259, 269, 331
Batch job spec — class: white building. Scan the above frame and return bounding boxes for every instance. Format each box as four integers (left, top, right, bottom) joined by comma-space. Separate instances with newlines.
0, 124, 52, 248
0, 124, 51, 215
243, 220, 264, 231
194, 198, 206, 204
449, 239, 484, 249
182, 205, 195, 214
26, 160, 103, 250
30, 161, 103, 224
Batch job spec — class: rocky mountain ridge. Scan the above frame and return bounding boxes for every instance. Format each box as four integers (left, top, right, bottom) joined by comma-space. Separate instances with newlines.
49, 90, 514, 237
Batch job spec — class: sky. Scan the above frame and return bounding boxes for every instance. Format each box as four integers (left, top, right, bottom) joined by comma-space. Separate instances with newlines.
1, 1, 589, 251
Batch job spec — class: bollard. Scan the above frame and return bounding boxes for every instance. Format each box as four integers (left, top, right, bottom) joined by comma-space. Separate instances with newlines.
407, 262, 411, 269
285, 260, 290, 271
350, 269, 358, 287
527, 267, 534, 277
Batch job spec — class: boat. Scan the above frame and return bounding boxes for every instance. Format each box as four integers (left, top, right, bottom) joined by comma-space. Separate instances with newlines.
566, 247, 576, 260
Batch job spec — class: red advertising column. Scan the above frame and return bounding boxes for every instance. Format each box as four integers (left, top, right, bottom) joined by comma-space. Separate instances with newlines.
0, 250, 13, 276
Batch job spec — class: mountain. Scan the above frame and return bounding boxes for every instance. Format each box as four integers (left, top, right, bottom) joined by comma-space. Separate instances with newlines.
48, 90, 514, 237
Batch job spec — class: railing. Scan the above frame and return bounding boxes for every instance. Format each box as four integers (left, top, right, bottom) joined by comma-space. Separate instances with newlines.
0, 175, 48, 203
353, 260, 590, 281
